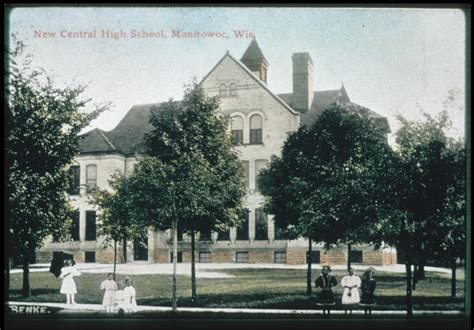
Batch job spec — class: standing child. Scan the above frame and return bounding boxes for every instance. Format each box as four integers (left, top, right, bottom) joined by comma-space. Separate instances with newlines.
360, 267, 377, 316
341, 267, 361, 315
60, 259, 81, 304
315, 265, 338, 315
100, 273, 118, 313
122, 278, 137, 313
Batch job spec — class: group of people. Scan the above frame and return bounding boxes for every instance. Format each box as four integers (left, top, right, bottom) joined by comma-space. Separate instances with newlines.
315, 266, 376, 315
59, 260, 137, 313
59, 258, 376, 315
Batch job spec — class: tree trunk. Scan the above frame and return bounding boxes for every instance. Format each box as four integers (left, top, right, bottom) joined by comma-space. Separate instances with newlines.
6, 258, 11, 301
405, 261, 413, 318
113, 240, 117, 281
412, 264, 417, 290
191, 226, 197, 302
418, 264, 425, 279
307, 238, 312, 296
451, 258, 457, 298
123, 236, 127, 264
22, 257, 31, 297
347, 243, 352, 271
172, 217, 178, 312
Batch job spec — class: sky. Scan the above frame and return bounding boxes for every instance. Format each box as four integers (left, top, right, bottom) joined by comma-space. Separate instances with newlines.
8, 7, 467, 144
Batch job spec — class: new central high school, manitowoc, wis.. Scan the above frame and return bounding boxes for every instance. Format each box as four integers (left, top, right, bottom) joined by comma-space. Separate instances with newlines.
37, 39, 397, 266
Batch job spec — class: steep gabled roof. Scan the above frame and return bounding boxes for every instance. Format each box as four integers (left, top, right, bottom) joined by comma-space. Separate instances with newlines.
278, 85, 390, 132
79, 128, 117, 154
240, 38, 269, 68
200, 51, 299, 117
79, 103, 168, 156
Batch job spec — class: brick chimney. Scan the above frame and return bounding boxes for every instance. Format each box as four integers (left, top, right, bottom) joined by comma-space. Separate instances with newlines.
292, 52, 314, 113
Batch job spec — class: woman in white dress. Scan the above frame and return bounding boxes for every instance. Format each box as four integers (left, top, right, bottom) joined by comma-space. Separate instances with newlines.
122, 278, 137, 313
341, 267, 361, 315
59, 259, 81, 304
100, 273, 118, 313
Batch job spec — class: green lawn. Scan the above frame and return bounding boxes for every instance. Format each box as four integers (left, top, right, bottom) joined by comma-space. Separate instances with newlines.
8, 268, 465, 311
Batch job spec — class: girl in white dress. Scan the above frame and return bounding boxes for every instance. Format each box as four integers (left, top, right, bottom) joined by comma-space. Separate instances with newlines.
122, 278, 137, 313
341, 267, 361, 315
100, 273, 118, 313
60, 259, 81, 304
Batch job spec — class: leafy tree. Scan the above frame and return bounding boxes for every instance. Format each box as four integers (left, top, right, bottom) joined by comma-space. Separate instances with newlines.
379, 109, 466, 316
91, 172, 146, 279
125, 82, 245, 309
6, 38, 105, 297
259, 103, 391, 295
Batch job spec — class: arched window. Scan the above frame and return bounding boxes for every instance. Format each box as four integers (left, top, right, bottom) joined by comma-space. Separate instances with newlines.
219, 83, 227, 97
231, 116, 243, 145
249, 114, 263, 144
229, 82, 237, 96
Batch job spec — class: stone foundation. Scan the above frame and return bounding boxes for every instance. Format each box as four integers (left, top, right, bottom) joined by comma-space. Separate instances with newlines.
38, 245, 397, 265
320, 249, 347, 266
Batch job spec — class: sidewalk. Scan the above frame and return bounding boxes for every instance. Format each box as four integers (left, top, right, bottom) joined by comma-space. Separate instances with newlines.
7, 301, 465, 316
11, 262, 465, 279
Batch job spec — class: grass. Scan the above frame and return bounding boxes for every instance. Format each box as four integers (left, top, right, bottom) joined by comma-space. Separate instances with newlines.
8, 268, 465, 311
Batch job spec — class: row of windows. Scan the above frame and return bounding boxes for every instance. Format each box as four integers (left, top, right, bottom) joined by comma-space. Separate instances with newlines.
67, 210, 96, 242
59, 250, 363, 264
231, 115, 263, 145
169, 251, 287, 264
176, 208, 288, 242
67, 208, 287, 244
219, 82, 238, 97
241, 160, 268, 192
68, 165, 97, 195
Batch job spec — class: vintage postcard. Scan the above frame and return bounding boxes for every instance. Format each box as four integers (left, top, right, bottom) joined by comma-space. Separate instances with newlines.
4, 5, 470, 329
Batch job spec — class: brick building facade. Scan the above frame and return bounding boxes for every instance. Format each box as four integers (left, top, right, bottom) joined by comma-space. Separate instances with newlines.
37, 39, 396, 266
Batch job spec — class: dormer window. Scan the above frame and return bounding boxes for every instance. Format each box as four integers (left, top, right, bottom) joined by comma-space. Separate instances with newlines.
229, 83, 237, 96
219, 83, 227, 97
231, 116, 243, 145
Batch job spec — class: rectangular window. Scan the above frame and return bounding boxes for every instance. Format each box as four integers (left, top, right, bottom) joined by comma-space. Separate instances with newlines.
255, 208, 268, 240
85, 251, 96, 263
85, 211, 96, 241
242, 160, 249, 190
217, 229, 230, 241
86, 164, 97, 193
199, 229, 212, 241
274, 252, 287, 264
250, 129, 262, 144
307, 251, 320, 264
177, 223, 183, 241
349, 250, 363, 263
71, 210, 80, 241
236, 252, 249, 263
68, 165, 80, 195
236, 209, 249, 240
199, 252, 211, 263
274, 222, 289, 240
231, 130, 243, 145
170, 252, 183, 263
255, 159, 268, 193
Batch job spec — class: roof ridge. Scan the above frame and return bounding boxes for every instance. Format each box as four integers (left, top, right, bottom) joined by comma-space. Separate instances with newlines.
225, 53, 299, 116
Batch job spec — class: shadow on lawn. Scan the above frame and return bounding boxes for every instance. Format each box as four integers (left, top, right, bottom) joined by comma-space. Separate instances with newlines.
138, 293, 465, 311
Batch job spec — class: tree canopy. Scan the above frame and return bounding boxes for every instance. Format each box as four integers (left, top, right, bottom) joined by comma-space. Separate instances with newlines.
259, 103, 392, 248
6, 38, 106, 296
